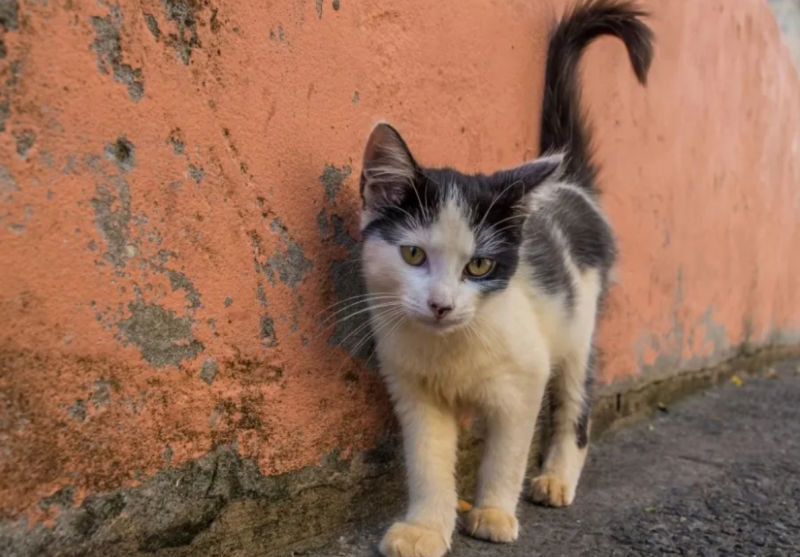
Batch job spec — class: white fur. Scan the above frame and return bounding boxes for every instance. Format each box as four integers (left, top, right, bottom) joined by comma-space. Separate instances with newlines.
365, 184, 603, 557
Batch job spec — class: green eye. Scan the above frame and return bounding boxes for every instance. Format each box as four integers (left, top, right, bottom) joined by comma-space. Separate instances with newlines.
400, 246, 426, 266
465, 257, 495, 277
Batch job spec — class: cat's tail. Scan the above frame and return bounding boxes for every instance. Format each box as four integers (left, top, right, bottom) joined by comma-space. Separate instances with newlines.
540, 0, 653, 188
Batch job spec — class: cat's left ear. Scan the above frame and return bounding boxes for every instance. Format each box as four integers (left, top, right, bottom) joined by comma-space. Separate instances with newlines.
495, 153, 564, 196
360, 123, 420, 212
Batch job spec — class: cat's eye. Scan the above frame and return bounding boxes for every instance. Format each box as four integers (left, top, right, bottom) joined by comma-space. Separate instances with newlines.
465, 257, 495, 278
400, 246, 426, 266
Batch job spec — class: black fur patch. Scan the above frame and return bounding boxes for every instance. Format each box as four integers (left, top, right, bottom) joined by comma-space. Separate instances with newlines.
361, 168, 443, 245
575, 352, 596, 449
550, 187, 616, 272
540, 0, 653, 189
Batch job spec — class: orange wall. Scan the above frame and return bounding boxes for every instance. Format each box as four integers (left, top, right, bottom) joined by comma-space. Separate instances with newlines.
1, 0, 799, 523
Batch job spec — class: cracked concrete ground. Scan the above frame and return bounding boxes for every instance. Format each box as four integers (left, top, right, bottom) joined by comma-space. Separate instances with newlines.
317, 358, 800, 556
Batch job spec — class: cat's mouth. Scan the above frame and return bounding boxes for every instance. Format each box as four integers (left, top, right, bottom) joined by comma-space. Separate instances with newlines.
414, 314, 469, 334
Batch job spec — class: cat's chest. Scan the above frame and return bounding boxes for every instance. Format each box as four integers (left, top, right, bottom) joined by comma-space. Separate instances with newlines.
375, 317, 543, 407
384, 331, 500, 379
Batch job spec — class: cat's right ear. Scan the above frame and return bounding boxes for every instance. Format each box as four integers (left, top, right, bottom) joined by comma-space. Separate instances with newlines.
360, 123, 419, 212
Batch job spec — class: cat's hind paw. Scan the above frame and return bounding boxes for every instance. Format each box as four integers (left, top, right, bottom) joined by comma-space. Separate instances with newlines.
528, 474, 576, 507
464, 506, 519, 543
379, 521, 449, 557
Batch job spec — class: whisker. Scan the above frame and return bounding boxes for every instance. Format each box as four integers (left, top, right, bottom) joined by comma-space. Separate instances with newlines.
316, 295, 400, 326
331, 304, 401, 353
315, 292, 394, 315
345, 310, 404, 364
318, 301, 402, 333
360, 309, 408, 369
334, 308, 406, 372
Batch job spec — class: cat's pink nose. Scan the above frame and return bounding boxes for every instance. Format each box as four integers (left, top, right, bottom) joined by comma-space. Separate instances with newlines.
428, 301, 453, 320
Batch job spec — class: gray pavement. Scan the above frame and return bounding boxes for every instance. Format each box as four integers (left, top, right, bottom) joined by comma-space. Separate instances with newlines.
318, 359, 800, 556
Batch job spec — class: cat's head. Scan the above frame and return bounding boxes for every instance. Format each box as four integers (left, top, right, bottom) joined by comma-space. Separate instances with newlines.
359, 123, 561, 333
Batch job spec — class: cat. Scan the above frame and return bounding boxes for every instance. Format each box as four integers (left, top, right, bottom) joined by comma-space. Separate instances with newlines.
357, 2, 653, 556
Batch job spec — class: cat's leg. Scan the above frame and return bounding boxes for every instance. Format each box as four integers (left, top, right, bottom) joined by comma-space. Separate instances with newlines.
465, 376, 547, 543
379, 391, 458, 557
529, 347, 593, 507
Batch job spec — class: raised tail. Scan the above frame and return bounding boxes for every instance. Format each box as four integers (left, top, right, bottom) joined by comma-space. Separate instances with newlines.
540, 0, 653, 188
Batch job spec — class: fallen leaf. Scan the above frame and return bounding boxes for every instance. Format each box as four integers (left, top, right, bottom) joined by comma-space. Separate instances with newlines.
730, 375, 744, 387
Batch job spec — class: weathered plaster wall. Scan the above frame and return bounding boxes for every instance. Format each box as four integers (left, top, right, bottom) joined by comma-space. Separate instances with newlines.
1, 0, 799, 551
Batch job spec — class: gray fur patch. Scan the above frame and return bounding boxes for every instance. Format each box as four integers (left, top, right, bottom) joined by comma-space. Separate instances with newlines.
522, 215, 575, 307
550, 187, 615, 272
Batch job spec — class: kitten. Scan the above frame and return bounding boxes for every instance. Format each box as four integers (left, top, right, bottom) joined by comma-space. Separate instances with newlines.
358, 2, 653, 556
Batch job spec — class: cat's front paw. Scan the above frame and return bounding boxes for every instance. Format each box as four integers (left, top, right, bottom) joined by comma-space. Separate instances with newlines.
464, 506, 519, 543
529, 474, 576, 507
379, 521, 449, 557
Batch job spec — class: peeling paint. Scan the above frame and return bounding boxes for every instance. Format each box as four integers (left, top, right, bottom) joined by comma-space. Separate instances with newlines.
199, 358, 217, 385
317, 209, 357, 249
187, 163, 204, 183
103, 136, 135, 172
90, 5, 145, 102
13, 129, 34, 159
0, 165, 18, 202
143, 13, 161, 41
256, 282, 267, 306
166, 269, 202, 310
90, 380, 112, 409
117, 301, 203, 368
39, 486, 76, 511
269, 25, 287, 44
332, 215, 357, 249
0, 100, 10, 133
4, 59, 20, 88
162, 0, 202, 65
260, 315, 277, 347
261, 218, 313, 289
316, 208, 329, 239
167, 128, 185, 154
67, 399, 86, 422
210, 8, 220, 33
267, 241, 312, 289
319, 164, 352, 205
0, 0, 19, 31
90, 175, 132, 269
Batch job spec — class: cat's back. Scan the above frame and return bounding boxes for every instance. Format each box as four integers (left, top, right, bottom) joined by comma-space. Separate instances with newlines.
522, 181, 615, 296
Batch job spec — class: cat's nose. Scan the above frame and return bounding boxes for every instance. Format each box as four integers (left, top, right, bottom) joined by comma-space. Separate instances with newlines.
428, 301, 453, 320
